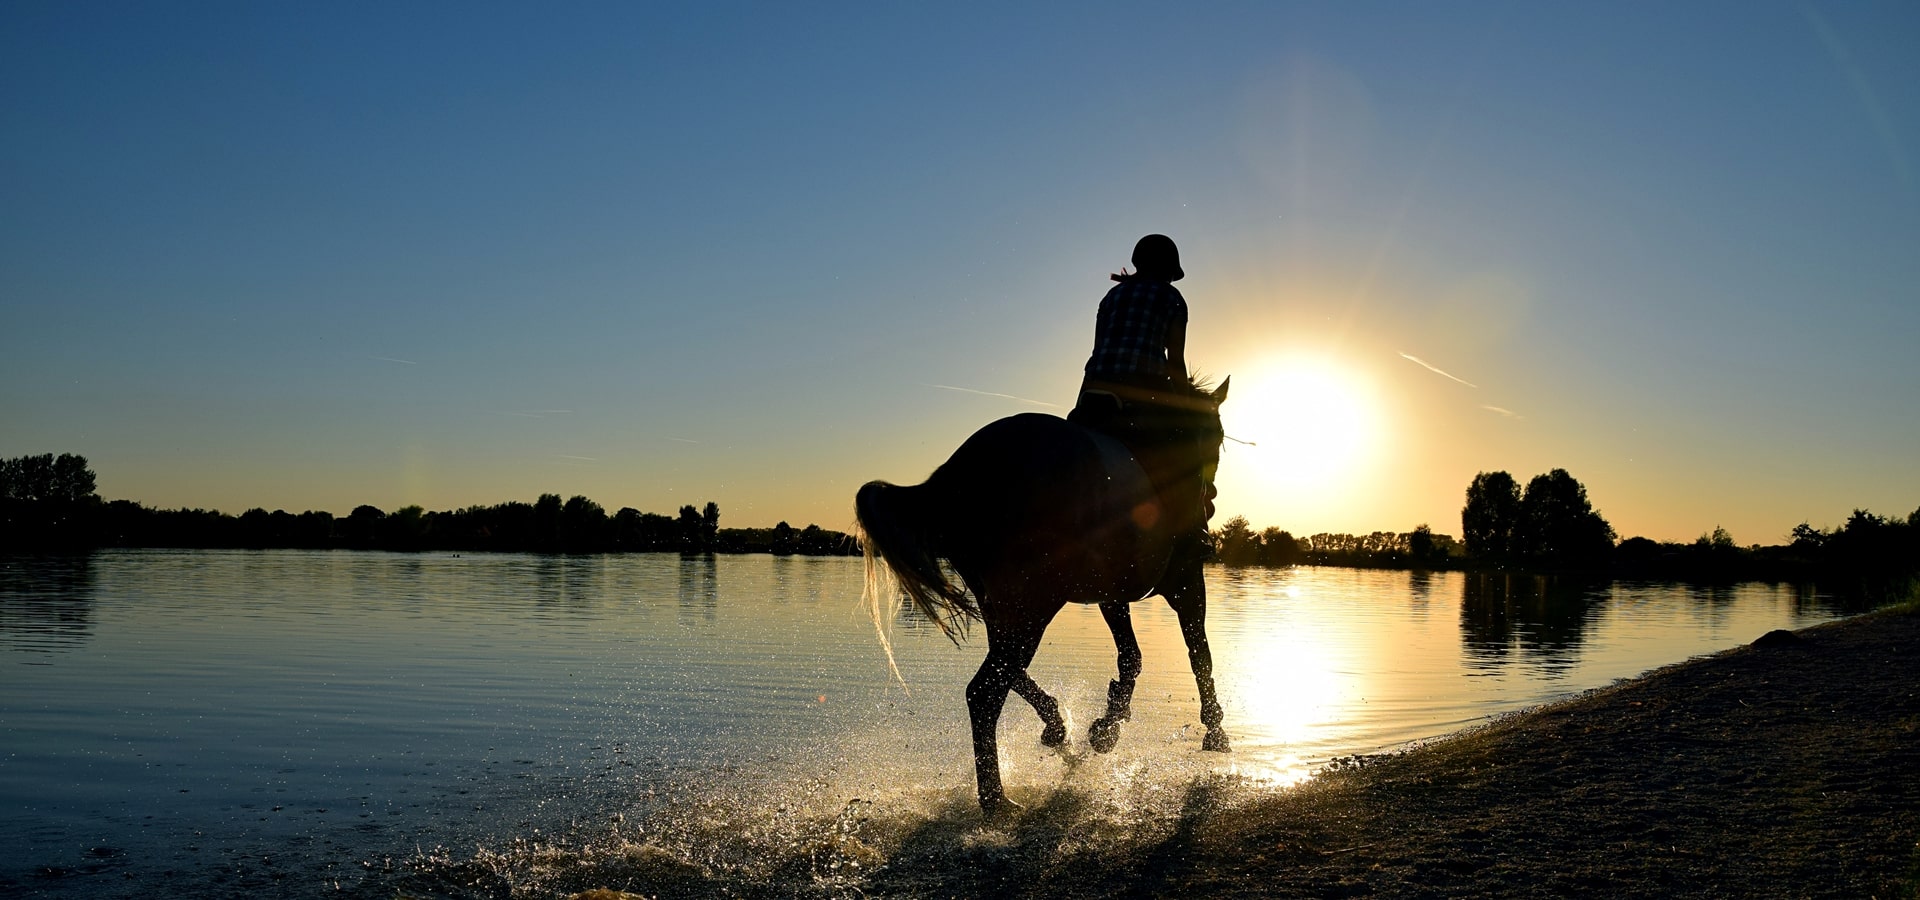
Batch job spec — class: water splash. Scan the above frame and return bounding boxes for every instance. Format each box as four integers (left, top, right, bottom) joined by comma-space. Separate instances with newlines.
378, 736, 1272, 898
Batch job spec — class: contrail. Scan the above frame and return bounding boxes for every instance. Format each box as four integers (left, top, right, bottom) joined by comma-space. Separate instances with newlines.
1400, 352, 1478, 388
1803, 4, 1912, 190
556, 455, 598, 461
372, 356, 418, 365
1482, 405, 1523, 419
667, 437, 700, 444
923, 383, 1060, 409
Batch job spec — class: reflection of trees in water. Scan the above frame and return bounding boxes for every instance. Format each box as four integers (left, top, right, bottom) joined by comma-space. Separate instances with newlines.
676, 554, 719, 623
1459, 572, 1603, 676
768, 554, 831, 606
0, 554, 97, 652
519, 555, 615, 620
1220, 566, 1257, 592
1788, 581, 1879, 617
1687, 583, 1739, 630
1407, 570, 1434, 617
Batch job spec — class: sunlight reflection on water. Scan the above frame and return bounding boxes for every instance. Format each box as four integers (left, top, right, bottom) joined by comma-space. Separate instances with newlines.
0, 550, 1854, 897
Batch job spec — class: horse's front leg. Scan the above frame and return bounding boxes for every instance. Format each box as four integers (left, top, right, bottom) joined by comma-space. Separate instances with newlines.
1164, 566, 1229, 752
1088, 598, 1143, 753
1010, 672, 1067, 748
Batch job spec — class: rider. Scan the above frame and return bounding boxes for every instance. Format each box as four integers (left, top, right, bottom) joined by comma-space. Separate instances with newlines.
1069, 234, 1212, 563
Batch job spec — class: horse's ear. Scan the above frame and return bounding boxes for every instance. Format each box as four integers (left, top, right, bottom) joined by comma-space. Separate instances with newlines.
1212, 376, 1230, 404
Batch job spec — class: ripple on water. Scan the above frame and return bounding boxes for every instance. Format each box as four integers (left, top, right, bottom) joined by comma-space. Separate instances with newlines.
0, 551, 1854, 898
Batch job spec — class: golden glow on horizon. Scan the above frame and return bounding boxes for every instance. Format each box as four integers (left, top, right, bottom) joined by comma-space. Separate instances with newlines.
1219, 352, 1385, 530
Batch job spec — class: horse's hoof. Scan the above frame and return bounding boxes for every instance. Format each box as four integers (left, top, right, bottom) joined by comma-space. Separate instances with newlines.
1088, 717, 1122, 754
980, 795, 1025, 821
1040, 721, 1068, 748
1202, 728, 1231, 752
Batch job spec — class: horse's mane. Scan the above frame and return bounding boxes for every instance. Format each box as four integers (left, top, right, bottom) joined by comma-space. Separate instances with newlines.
1156, 371, 1223, 419
1180, 372, 1218, 398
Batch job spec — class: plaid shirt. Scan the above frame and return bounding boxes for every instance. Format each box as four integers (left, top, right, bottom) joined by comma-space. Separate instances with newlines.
1084, 278, 1188, 383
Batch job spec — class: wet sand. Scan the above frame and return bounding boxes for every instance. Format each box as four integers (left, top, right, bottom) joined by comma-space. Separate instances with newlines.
526, 603, 1918, 900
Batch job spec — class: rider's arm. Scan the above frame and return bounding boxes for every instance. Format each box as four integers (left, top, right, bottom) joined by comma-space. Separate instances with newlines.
1165, 318, 1187, 379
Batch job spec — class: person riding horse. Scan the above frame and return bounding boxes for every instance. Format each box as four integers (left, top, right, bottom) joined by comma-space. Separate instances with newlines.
855, 232, 1231, 814
1069, 234, 1214, 563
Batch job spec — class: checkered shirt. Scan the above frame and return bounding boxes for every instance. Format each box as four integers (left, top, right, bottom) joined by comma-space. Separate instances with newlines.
1083, 278, 1188, 382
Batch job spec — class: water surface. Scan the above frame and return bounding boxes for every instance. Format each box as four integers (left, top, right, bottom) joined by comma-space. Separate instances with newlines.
0, 550, 1851, 897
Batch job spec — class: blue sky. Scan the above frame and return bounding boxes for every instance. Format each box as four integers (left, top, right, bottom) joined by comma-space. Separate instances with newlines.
4, 2, 1916, 543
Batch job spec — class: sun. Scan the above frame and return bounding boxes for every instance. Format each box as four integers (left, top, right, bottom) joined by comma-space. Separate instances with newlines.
1216, 353, 1383, 523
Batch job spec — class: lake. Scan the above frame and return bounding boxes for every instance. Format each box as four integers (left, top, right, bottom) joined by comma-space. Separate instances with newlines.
0, 550, 1854, 898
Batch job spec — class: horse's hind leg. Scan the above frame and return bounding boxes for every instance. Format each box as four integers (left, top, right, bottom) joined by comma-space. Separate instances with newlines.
1088, 599, 1143, 753
1010, 672, 1067, 747
1164, 566, 1229, 751
966, 603, 1060, 815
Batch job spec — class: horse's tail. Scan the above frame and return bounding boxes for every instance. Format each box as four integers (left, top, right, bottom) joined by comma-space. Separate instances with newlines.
855, 479, 980, 682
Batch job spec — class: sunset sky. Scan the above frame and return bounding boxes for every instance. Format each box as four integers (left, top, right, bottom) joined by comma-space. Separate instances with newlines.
4, 2, 1916, 545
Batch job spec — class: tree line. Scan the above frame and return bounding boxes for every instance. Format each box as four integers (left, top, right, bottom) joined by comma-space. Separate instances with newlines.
1210, 519, 1459, 570
8, 452, 1914, 594
1, 453, 854, 556
1210, 465, 1919, 596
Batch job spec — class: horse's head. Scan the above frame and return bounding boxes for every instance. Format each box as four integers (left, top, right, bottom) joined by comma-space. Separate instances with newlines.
1174, 375, 1229, 519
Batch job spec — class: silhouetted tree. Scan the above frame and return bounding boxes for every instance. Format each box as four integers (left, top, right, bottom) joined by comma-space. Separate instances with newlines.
294, 510, 334, 547
1214, 516, 1258, 566
676, 504, 709, 552
1, 453, 97, 503
771, 520, 797, 555
384, 505, 428, 549
1820, 508, 1920, 600
560, 494, 609, 551
532, 494, 563, 551
1410, 523, 1453, 568
491, 501, 537, 549
239, 508, 274, 548
1788, 522, 1826, 553
1512, 469, 1616, 568
794, 523, 848, 555
341, 505, 386, 548
1256, 526, 1304, 567
610, 507, 677, 551
1462, 471, 1521, 562
0, 453, 101, 548
701, 502, 720, 548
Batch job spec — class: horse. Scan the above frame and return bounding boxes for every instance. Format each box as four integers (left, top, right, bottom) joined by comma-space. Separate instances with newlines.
854, 376, 1230, 815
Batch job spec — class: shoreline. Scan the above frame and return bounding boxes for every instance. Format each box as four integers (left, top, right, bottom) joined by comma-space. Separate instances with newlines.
848, 603, 1919, 898
1185, 602, 1920, 898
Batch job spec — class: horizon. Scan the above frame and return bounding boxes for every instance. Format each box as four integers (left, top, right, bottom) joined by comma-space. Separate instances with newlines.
5, 3, 1917, 546
18, 452, 1916, 549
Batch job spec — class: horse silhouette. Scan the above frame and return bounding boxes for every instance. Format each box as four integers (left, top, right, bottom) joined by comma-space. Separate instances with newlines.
856, 376, 1230, 815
